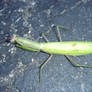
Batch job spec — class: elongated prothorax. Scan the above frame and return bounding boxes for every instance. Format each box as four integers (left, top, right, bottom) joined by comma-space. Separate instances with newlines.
11, 34, 41, 52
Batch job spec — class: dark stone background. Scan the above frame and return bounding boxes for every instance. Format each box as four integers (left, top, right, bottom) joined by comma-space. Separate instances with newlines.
0, 0, 92, 92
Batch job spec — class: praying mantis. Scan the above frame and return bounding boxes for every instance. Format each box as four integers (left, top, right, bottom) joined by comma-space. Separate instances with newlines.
5, 26, 92, 82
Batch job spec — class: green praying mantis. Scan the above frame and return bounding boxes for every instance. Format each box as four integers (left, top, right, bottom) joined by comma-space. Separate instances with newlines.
9, 26, 92, 82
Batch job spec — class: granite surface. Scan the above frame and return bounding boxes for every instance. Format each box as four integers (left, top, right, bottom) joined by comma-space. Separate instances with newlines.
0, 0, 92, 92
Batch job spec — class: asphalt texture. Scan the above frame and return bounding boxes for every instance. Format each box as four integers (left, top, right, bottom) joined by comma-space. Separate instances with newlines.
0, 0, 92, 92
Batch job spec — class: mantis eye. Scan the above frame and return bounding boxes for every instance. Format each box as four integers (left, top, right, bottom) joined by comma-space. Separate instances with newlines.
10, 34, 16, 43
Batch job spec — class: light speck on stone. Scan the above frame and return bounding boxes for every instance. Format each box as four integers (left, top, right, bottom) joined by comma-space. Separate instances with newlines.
40, 24, 44, 27
32, 58, 34, 62
1, 21, 6, 25
9, 73, 14, 78
18, 8, 24, 12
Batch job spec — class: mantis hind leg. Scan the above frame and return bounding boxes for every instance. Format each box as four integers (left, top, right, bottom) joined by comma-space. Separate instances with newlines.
65, 55, 92, 68
57, 25, 92, 68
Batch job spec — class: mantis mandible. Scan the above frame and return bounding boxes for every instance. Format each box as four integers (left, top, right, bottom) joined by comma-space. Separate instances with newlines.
7, 26, 92, 82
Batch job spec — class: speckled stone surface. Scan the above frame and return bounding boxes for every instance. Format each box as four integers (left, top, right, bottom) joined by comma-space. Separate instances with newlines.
0, 0, 92, 92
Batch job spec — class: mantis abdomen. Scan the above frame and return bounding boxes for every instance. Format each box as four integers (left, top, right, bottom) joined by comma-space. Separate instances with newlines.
40, 42, 92, 55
